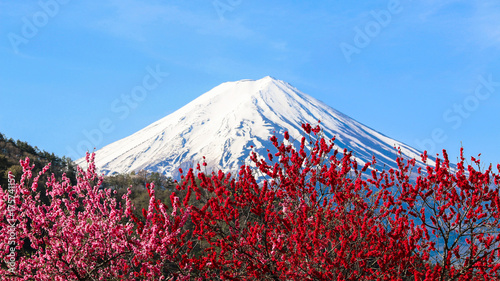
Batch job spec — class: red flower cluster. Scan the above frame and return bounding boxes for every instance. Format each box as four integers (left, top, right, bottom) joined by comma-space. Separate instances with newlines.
1, 124, 500, 280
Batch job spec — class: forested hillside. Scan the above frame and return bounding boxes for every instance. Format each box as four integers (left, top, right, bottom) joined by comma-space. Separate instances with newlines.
0, 132, 178, 218
0, 133, 77, 188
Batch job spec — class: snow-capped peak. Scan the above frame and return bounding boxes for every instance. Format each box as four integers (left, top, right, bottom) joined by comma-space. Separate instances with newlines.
77, 76, 428, 178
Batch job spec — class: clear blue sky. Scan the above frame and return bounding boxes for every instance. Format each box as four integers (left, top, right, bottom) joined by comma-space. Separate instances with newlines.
1, 0, 500, 167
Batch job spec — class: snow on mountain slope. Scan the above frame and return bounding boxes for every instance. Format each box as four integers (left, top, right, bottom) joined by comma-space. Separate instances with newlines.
77, 76, 429, 178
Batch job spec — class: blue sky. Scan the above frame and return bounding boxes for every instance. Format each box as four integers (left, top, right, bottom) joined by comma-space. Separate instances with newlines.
1, 0, 500, 167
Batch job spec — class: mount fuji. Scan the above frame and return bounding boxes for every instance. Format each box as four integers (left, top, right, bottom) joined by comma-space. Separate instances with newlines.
77, 76, 429, 178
